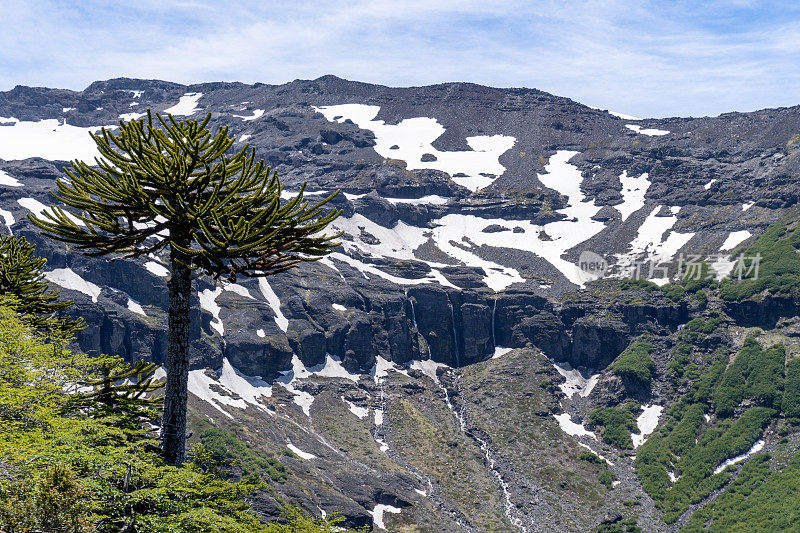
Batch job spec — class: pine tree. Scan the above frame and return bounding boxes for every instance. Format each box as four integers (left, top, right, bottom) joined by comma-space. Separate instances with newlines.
30, 110, 341, 464
0, 234, 85, 337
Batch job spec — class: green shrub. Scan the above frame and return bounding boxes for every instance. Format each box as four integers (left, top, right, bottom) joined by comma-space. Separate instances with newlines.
579, 451, 607, 465
695, 290, 708, 309
783, 358, 800, 418
0, 306, 358, 533
746, 344, 785, 409
589, 403, 640, 449
663, 284, 686, 303
621, 278, 661, 291
713, 339, 758, 417
200, 427, 287, 483
598, 470, 615, 489
610, 341, 656, 387
719, 209, 800, 301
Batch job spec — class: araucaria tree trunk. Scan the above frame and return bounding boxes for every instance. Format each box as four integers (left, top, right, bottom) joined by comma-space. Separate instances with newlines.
162, 241, 192, 464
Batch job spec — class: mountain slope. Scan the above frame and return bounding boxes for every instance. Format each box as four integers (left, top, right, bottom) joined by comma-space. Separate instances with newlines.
2, 76, 800, 531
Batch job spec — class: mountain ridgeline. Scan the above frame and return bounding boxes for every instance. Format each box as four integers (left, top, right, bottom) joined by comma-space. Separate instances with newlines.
2, 76, 800, 531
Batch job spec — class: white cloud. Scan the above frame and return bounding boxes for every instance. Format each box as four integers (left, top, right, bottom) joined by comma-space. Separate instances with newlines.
1, 1, 799, 117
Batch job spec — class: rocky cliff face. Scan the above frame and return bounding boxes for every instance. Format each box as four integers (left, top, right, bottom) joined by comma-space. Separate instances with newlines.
1, 76, 800, 531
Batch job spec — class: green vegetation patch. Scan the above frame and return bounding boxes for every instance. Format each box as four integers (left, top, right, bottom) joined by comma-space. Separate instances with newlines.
0, 306, 356, 532
634, 336, 788, 524
720, 208, 800, 301
589, 403, 640, 449
782, 358, 800, 419
610, 340, 656, 387
199, 426, 288, 483
680, 452, 800, 532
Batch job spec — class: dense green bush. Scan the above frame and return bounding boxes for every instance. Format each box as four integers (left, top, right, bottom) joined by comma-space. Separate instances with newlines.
200, 427, 288, 483
598, 470, 615, 489
610, 341, 656, 387
636, 335, 785, 524
694, 290, 708, 309
713, 339, 758, 417
783, 358, 800, 418
0, 306, 358, 533
589, 403, 640, 449
620, 278, 661, 292
746, 344, 785, 409
679, 452, 800, 532
720, 210, 800, 300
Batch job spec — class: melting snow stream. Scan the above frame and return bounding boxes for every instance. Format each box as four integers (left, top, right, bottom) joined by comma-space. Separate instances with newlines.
434, 368, 529, 532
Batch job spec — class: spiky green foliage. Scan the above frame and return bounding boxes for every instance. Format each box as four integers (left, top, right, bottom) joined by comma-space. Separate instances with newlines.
0, 306, 362, 533
0, 234, 85, 337
70, 359, 164, 431
27, 110, 342, 464
29, 111, 341, 278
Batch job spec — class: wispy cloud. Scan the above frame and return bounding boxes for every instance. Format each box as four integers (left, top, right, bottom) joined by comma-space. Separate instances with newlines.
1, 0, 799, 117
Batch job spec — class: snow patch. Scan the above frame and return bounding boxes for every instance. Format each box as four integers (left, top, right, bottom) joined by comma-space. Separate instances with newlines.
720, 230, 751, 251
332, 303, 347, 312
0, 170, 22, 187
0, 118, 109, 161
617, 171, 651, 222
553, 413, 597, 440
369, 504, 401, 530
223, 282, 254, 299
0, 209, 14, 231
609, 110, 643, 120
256, 329, 265, 338
742, 201, 755, 211
626, 124, 670, 136
45, 268, 101, 302
144, 261, 169, 277
615, 206, 694, 281
119, 111, 146, 121
342, 397, 369, 419
409, 359, 449, 384
233, 109, 264, 121
713, 439, 765, 474
163, 92, 203, 116
286, 442, 317, 460
126, 299, 146, 316
552, 361, 600, 398
492, 347, 513, 359
187, 358, 272, 417
632, 404, 663, 448
704, 179, 717, 190
198, 287, 224, 335
385, 195, 449, 205
314, 104, 515, 192
258, 278, 288, 332
18, 198, 85, 226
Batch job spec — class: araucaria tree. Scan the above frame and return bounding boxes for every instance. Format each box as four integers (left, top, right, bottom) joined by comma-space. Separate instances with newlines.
0, 234, 85, 337
31, 111, 341, 464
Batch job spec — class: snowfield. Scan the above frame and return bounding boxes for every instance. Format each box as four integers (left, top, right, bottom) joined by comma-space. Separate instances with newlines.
314, 104, 515, 192
163, 92, 203, 116
0, 117, 111, 161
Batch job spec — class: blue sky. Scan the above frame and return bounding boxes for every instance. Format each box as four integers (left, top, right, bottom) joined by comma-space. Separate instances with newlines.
2, 1, 799, 117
